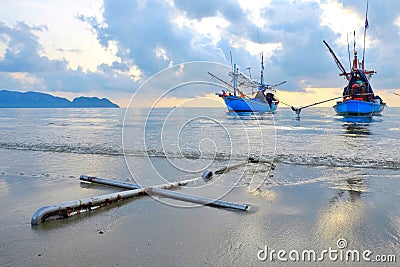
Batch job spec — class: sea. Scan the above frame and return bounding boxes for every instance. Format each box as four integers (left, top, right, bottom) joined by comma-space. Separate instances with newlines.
0, 107, 399, 266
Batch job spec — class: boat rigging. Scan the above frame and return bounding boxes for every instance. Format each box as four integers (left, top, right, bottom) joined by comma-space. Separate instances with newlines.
210, 53, 286, 113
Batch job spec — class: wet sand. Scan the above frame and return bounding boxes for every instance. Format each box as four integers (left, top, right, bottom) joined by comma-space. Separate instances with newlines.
0, 150, 399, 266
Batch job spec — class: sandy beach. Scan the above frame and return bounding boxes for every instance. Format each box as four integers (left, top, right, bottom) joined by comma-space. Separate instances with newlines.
1, 148, 399, 266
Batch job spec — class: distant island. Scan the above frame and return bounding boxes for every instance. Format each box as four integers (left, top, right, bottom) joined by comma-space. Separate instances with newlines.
0, 90, 119, 108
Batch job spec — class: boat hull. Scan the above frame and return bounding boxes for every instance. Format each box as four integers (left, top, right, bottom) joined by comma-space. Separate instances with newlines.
223, 96, 278, 112
333, 100, 386, 116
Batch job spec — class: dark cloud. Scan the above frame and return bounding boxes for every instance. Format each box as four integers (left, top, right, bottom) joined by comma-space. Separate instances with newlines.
265, 25, 340, 89
173, 0, 221, 19
81, 0, 243, 77
206, 1, 341, 91
0, 22, 67, 72
93, 0, 194, 74
40, 68, 136, 93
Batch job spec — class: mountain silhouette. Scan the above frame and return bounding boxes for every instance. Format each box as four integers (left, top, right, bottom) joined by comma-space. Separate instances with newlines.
0, 90, 119, 108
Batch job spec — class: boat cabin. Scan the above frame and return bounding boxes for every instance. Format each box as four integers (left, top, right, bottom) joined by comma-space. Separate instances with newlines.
343, 70, 374, 102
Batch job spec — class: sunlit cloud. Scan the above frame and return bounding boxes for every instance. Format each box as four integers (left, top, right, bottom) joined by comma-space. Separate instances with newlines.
173, 13, 230, 45
232, 38, 283, 60
154, 47, 170, 62
237, 0, 272, 27
394, 15, 400, 33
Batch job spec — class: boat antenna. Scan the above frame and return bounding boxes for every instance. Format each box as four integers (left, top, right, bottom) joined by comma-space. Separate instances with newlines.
247, 67, 253, 94
260, 53, 264, 86
229, 50, 233, 71
347, 33, 351, 71
233, 63, 237, 97
247, 67, 252, 79
228, 50, 237, 97
256, 27, 264, 87
362, 0, 369, 70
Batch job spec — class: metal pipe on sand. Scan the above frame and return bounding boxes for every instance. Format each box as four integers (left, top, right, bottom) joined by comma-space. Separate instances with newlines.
80, 175, 248, 211
31, 173, 212, 226
31, 157, 273, 225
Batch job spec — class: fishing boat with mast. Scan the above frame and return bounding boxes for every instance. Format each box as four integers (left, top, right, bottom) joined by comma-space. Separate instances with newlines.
324, 41, 385, 117
324, 2, 385, 117
209, 54, 286, 113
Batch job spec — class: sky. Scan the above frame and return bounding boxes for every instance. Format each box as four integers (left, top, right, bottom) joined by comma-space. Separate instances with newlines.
0, 0, 400, 107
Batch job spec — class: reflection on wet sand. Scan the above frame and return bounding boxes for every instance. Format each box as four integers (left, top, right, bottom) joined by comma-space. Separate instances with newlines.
317, 176, 367, 246
389, 212, 400, 244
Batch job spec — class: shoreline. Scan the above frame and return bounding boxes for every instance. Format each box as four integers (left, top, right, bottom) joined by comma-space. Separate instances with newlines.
1, 151, 398, 266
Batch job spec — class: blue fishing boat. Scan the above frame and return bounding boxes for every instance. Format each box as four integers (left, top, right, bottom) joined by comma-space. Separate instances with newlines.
325, 2, 385, 117
334, 99, 385, 116
209, 55, 285, 113
221, 94, 278, 113
330, 50, 386, 117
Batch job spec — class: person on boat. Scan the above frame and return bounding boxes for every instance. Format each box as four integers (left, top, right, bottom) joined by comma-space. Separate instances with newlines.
355, 83, 363, 99
349, 83, 358, 99
221, 90, 227, 97
265, 92, 276, 108
359, 83, 369, 101
343, 86, 349, 98
254, 90, 266, 102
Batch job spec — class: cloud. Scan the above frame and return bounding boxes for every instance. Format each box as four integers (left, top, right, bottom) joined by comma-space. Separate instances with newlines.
56, 48, 81, 53
173, 0, 222, 19
1, 0, 400, 107
0, 22, 67, 72
0, 21, 139, 98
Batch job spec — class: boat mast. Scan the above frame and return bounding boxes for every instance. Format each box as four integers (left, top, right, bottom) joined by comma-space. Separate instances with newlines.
233, 63, 237, 97
260, 53, 264, 89
347, 34, 352, 71
323, 40, 350, 80
260, 54, 263, 85
256, 26, 265, 89
362, 0, 369, 70
353, 50, 358, 70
